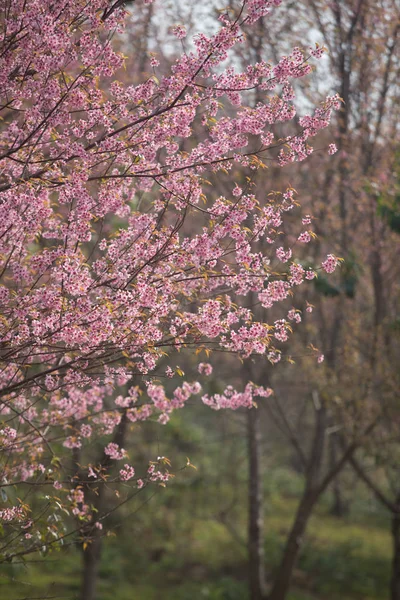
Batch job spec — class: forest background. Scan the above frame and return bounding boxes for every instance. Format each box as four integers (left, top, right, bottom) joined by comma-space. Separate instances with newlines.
0, 1, 399, 600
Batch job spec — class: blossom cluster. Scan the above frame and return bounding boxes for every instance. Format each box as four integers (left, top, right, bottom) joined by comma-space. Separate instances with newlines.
0, 0, 338, 555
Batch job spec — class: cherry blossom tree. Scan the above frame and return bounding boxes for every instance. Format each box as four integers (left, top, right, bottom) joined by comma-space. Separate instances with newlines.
0, 0, 339, 588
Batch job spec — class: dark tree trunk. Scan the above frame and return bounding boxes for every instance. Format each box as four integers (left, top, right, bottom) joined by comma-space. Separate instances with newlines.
248, 404, 267, 600
329, 434, 346, 517
268, 397, 327, 600
268, 489, 317, 600
330, 476, 346, 518
391, 512, 400, 600
268, 429, 363, 600
81, 531, 103, 600
79, 411, 128, 600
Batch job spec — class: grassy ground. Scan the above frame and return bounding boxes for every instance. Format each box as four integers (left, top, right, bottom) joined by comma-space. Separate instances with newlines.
0, 489, 391, 600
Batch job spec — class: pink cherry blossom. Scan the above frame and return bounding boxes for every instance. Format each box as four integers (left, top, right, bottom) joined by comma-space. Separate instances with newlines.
0, 0, 339, 553
322, 254, 339, 273
198, 363, 213, 376
328, 143, 338, 155
119, 464, 135, 481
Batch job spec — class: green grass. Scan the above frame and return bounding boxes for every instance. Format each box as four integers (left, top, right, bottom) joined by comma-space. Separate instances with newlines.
265, 494, 391, 599
0, 490, 392, 600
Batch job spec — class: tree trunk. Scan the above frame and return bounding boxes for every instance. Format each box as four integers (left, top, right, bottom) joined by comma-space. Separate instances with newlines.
268, 489, 317, 600
329, 434, 346, 517
248, 404, 267, 600
330, 476, 346, 517
79, 411, 128, 600
391, 512, 400, 600
81, 530, 102, 600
